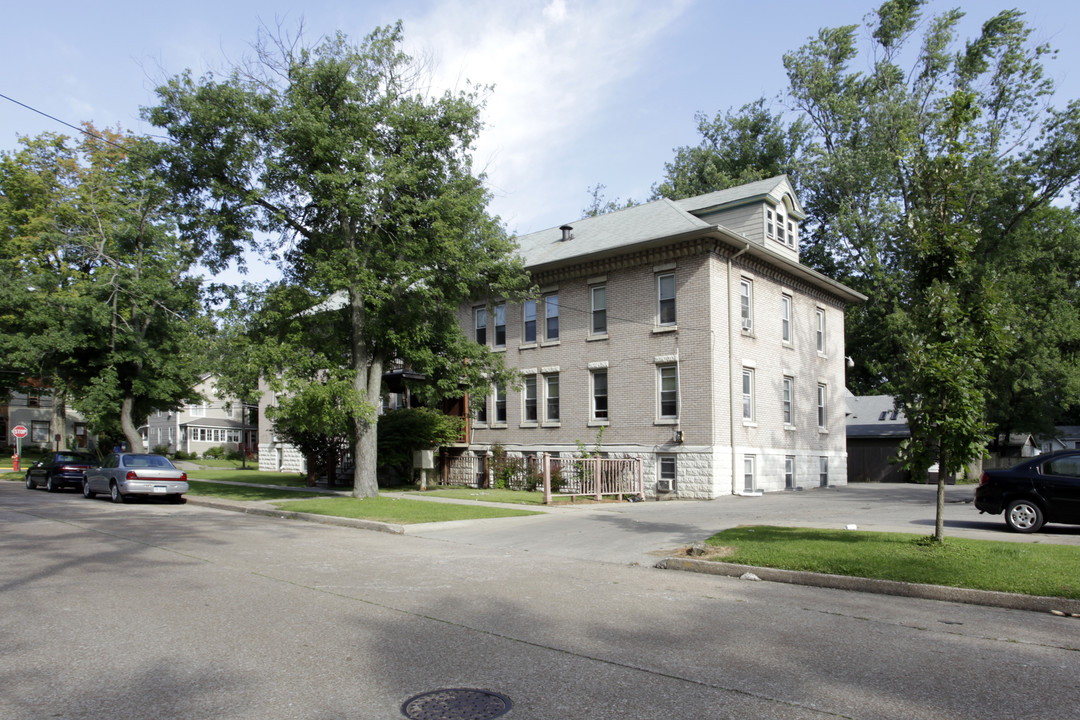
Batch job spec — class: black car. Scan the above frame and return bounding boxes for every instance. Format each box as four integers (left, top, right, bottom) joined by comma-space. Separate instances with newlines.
25, 451, 99, 493
975, 450, 1080, 533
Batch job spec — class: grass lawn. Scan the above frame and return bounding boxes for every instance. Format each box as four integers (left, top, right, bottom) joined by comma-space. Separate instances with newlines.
274, 496, 542, 524
399, 487, 549, 505
184, 458, 260, 470
705, 526, 1080, 599
186, 480, 323, 501
185, 469, 308, 486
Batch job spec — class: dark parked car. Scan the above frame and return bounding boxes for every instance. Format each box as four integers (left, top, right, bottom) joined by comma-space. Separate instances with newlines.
25, 451, 99, 492
975, 450, 1080, 533
83, 453, 188, 504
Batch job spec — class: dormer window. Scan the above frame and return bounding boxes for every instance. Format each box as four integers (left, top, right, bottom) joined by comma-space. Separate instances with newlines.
787, 219, 797, 248
766, 209, 775, 239
776, 210, 786, 244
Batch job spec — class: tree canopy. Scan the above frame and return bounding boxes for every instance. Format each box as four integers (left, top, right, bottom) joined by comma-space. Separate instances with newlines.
0, 127, 207, 450
146, 24, 530, 496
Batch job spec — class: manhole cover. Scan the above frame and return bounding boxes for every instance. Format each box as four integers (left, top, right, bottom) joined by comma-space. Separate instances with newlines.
401, 688, 512, 720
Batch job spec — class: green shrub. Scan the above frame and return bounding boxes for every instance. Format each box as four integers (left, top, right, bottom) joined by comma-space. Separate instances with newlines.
202, 446, 226, 460
152, 444, 170, 456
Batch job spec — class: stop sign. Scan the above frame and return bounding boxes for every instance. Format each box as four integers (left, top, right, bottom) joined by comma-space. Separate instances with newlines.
11, 425, 27, 439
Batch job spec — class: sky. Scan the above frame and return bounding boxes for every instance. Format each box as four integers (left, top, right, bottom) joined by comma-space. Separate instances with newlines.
4, 0, 1080, 284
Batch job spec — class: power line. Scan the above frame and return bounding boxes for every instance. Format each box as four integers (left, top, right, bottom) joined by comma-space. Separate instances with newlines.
0, 92, 128, 150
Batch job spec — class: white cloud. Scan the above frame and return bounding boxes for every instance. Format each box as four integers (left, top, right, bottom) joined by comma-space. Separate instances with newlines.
402, 0, 692, 232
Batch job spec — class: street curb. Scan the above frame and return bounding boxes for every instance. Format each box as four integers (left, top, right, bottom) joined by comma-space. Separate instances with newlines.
656, 557, 1080, 615
186, 497, 405, 535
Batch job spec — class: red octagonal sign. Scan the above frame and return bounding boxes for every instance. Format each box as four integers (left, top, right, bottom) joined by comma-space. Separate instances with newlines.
11, 425, 28, 439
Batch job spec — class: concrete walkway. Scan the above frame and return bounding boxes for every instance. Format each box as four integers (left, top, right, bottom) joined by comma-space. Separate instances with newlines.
181, 481, 1080, 615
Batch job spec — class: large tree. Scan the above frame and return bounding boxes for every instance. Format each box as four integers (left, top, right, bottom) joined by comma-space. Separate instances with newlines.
0, 127, 207, 450
146, 24, 529, 497
651, 98, 810, 201
781, 1, 1080, 537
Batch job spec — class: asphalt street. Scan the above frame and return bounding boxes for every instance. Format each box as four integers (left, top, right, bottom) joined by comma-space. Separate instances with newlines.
2, 479, 1079, 720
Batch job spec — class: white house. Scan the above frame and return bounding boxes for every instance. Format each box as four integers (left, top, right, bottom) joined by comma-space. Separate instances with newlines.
141, 374, 257, 457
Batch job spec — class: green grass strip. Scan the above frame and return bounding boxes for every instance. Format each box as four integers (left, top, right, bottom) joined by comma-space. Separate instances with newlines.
274, 496, 542, 524
706, 526, 1080, 599
186, 480, 322, 501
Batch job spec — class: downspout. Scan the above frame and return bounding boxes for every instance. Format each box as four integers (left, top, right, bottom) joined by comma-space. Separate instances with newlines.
728, 243, 750, 495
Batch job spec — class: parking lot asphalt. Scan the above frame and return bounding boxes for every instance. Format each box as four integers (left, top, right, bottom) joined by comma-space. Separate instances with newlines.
179, 481, 1080, 615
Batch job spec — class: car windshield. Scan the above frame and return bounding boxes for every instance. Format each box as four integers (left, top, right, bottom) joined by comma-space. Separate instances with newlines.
56, 453, 93, 463
122, 454, 175, 469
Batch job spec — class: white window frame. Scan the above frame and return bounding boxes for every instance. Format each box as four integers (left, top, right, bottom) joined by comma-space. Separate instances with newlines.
474, 306, 487, 346
494, 383, 507, 425
591, 369, 609, 422
817, 383, 828, 429
766, 209, 775, 239
658, 364, 679, 420
781, 294, 792, 344
493, 303, 506, 348
590, 285, 607, 337
740, 279, 753, 332
786, 219, 796, 248
544, 294, 559, 342
657, 273, 676, 326
776, 210, 786, 244
815, 308, 826, 354
743, 455, 756, 492
523, 300, 537, 344
819, 456, 829, 487
544, 373, 560, 423
785, 456, 796, 490
782, 376, 794, 426
742, 368, 754, 421
522, 375, 537, 424
659, 455, 677, 492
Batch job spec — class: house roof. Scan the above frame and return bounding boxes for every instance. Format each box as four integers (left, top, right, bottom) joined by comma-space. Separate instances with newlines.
514, 176, 865, 304
673, 175, 805, 218
178, 418, 255, 430
846, 393, 910, 439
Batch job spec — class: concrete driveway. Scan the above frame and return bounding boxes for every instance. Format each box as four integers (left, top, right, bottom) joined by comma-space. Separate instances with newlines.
396, 483, 1080, 567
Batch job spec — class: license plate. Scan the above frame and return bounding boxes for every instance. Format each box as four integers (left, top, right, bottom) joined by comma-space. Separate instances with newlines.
153, 486, 167, 494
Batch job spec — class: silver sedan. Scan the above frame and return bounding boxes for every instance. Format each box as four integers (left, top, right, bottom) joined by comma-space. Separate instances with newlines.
83, 453, 189, 504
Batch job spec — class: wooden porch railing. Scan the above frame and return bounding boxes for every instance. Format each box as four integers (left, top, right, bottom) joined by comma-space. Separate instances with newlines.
543, 454, 644, 503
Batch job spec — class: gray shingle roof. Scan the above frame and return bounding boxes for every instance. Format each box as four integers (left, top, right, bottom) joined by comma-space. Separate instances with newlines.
846, 394, 910, 439
514, 198, 710, 268
673, 175, 802, 216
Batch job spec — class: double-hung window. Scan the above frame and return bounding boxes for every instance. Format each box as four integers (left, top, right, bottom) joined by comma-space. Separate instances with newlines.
657, 274, 676, 326
592, 369, 608, 421
744, 455, 756, 492
766, 209, 775, 239
494, 383, 506, 424
785, 456, 796, 490
740, 279, 753, 331
523, 376, 537, 423
493, 304, 506, 348
817, 383, 828, 429
544, 295, 559, 341
591, 285, 607, 336
545, 373, 560, 422
781, 294, 792, 343
815, 309, 826, 354
475, 391, 487, 424
474, 307, 487, 345
782, 376, 794, 425
658, 365, 678, 419
742, 368, 754, 421
523, 300, 537, 344
776, 210, 786, 244
819, 457, 829, 487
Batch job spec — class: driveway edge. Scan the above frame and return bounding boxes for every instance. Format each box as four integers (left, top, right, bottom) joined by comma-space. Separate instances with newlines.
656, 557, 1080, 614
186, 496, 405, 534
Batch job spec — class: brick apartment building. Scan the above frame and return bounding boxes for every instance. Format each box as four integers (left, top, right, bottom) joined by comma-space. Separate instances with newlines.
457, 176, 865, 499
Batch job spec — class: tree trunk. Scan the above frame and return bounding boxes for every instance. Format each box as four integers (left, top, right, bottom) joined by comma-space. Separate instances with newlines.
50, 391, 66, 452
349, 285, 382, 498
120, 395, 144, 453
934, 446, 947, 542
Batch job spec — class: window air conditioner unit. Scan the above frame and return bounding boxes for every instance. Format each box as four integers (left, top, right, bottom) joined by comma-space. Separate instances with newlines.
657, 479, 673, 493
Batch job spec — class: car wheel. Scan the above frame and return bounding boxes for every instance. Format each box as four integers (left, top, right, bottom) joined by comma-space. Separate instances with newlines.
1005, 498, 1045, 533
110, 482, 126, 504
25, 473, 36, 490
168, 494, 186, 505
46, 475, 57, 493
82, 480, 96, 499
